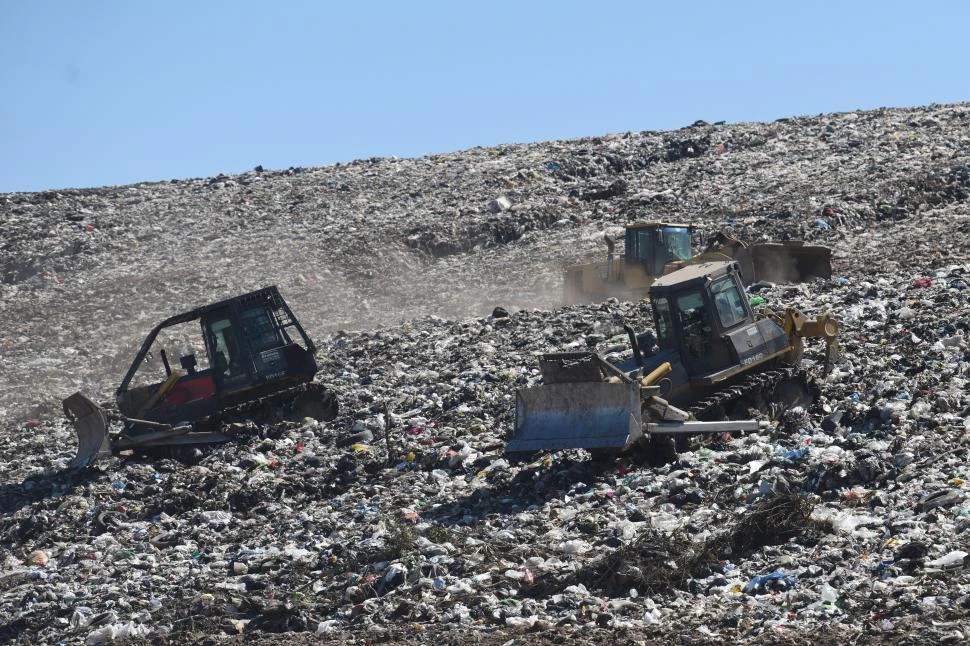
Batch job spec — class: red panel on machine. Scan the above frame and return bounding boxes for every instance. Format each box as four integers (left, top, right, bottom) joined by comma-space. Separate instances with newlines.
162, 374, 216, 406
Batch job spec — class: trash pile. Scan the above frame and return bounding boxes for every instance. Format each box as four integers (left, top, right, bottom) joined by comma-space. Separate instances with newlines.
2, 102, 970, 643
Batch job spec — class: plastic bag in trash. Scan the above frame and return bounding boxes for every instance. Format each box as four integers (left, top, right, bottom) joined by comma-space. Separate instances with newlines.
744, 571, 797, 594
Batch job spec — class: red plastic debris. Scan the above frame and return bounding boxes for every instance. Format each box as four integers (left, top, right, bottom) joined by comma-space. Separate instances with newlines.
401, 510, 419, 523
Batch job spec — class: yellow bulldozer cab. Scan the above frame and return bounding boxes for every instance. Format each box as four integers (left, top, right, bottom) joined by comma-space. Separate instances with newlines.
563, 223, 833, 304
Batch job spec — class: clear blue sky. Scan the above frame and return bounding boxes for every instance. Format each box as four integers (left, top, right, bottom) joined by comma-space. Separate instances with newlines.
1, 0, 967, 193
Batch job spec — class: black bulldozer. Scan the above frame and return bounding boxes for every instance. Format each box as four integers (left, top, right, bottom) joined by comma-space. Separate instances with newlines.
63, 286, 337, 468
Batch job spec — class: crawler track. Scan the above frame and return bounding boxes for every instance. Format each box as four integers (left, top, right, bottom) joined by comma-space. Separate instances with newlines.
657, 365, 818, 455
688, 365, 816, 422
105, 381, 338, 453
209, 381, 338, 427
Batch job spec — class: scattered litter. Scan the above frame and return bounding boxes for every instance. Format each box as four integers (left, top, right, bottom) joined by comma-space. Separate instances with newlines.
2, 103, 970, 642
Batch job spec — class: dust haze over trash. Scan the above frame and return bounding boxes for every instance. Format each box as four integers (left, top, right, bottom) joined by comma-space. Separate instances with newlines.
2, 103, 970, 643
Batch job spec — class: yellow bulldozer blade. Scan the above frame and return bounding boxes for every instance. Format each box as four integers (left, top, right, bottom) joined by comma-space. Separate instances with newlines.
63, 392, 112, 469
507, 380, 644, 453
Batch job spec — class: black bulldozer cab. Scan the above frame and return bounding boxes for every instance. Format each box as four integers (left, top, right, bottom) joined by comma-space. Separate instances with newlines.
632, 261, 791, 406
116, 286, 318, 425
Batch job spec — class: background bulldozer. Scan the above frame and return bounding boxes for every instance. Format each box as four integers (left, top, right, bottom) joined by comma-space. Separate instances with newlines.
63, 286, 336, 468
509, 260, 838, 454
563, 222, 833, 304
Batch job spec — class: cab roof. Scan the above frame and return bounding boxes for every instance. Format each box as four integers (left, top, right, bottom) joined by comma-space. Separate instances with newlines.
625, 221, 692, 230
649, 261, 738, 293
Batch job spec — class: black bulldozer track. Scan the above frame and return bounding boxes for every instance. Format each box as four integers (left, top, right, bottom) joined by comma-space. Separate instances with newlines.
70, 382, 338, 467
662, 365, 818, 453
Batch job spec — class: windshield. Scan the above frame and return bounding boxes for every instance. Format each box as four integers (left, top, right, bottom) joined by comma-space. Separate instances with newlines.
128, 321, 211, 388
675, 289, 711, 362
662, 227, 692, 261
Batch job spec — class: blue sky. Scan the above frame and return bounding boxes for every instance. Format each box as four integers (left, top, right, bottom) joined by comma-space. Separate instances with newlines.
1, 0, 967, 193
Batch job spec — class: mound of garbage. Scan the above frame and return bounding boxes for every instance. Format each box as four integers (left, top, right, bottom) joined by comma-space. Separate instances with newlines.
1, 103, 969, 643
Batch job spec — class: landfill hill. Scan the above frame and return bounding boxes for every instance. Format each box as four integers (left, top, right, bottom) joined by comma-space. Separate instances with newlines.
1, 102, 969, 644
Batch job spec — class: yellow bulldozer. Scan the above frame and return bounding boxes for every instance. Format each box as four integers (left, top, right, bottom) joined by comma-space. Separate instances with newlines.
509, 260, 839, 455
563, 222, 833, 304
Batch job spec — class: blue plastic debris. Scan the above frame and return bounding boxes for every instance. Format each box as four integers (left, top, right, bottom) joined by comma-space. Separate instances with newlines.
744, 571, 797, 594
814, 218, 832, 230
784, 446, 810, 460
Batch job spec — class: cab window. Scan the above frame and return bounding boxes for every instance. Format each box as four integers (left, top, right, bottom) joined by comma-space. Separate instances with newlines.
675, 289, 711, 360
240, 305, 286, 352
711, 277, 748, 329
208, 318, 245, 377
652, 297, 675, 349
